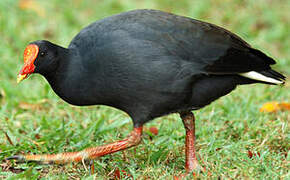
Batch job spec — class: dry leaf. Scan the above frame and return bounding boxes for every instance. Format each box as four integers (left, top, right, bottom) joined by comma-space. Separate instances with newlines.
35, 133, 41, 139
260, 102, 279, 113
279, 102, 290, 111
174, 172, 196, 180
260, 102, 290, 113
19, 102, 43, 111
30, 139, 45, 147
4, 132, 14, 146
247, 150, 261, 159
19, 0, 45, 17
215, 147, 222, 151
113, 168, 132, 179
149, 126, 159, 135
0, 88, 5, 99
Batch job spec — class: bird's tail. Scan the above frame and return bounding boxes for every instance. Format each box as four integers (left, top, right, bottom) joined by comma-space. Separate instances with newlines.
239, 69, 286, 85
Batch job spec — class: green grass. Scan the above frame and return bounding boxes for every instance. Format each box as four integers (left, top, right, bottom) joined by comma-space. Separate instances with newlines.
0, 0, 289, 179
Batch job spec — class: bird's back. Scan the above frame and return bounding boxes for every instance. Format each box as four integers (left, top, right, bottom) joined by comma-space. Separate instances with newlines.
64, 9, 283, 125
69, 9, 248, 59
69, 9, 276, 74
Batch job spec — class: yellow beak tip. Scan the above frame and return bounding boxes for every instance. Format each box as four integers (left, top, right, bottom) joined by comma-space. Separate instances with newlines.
17, 74, 27, 84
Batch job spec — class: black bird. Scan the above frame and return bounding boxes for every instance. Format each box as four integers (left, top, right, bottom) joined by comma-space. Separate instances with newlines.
11, 9, 285, 173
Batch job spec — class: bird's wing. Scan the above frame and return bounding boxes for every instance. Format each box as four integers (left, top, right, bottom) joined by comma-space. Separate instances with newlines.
121, 10, 276, 75
200, 47, 276, 74
69, 9, 276, 75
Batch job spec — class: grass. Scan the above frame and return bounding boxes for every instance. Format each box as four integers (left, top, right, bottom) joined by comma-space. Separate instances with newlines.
0, 0, 289, 179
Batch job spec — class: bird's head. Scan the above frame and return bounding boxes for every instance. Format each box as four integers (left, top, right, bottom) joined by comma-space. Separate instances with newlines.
17, 40, 60, 83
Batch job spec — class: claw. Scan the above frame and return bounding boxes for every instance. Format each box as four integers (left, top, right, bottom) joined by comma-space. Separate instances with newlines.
5, 155, 25, 162
6, 155, 55, 164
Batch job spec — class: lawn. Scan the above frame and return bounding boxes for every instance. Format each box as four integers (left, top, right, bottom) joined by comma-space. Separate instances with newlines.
0, 0, 289, 179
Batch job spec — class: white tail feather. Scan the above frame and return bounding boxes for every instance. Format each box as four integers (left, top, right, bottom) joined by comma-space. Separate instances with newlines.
239, 71, 283, 84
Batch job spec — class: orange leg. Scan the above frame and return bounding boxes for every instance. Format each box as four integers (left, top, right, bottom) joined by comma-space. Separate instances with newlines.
7, 127, 142, 164
180, 112, 202, 172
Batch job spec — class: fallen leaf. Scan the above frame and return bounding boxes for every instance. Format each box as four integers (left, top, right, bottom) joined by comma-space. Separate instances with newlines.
34, 133, 41, 139
113, 168, 132, 179
260, 102, 290, 113
30, 139, 45, 147
279, 102, 290, 111
4, 132, 14, 146
18, 129, 27, 135
149, 126, 159, 135
282, 151, 288, 158
0, 161, 26, 174
18, 0, 45, 17
248, 150, 253, 158
174, 172, 196, 180
113, 168, 120, 179
260, 102, 279, 113
247, 150, 261, 159
215, 147, 222, 151
0, 88, 5, 100
19, 102, 43, 111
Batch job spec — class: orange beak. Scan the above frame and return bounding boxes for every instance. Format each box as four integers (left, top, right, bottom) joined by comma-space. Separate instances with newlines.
17, 44, 39, 83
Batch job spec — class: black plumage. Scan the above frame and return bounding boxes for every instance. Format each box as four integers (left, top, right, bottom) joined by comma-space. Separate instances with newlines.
13, 9, 285, 171
31, 9, 284, 126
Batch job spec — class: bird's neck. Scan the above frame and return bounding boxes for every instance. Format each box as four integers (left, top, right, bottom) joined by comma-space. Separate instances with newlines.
42, 47, 82, 104
41, 46, 107, 106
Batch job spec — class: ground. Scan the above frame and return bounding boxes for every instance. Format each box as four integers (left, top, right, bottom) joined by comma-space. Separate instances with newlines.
0, 0, 289, 179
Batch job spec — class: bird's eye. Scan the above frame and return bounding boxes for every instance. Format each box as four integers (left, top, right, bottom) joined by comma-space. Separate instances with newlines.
40, 52, 46, 57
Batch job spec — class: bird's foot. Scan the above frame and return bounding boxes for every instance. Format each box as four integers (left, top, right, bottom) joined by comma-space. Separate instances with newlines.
5, 155, 26, 163
174, 164, 208, 180
6, 127, 143, 165
6, 152, 83, 164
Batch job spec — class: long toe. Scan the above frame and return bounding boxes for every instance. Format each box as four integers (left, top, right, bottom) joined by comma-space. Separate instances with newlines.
192, 161, 206, 173
5, 127, 143, 165
6, 155, 45, 164
6, 155, 26, 162
174, 168, 208, 180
